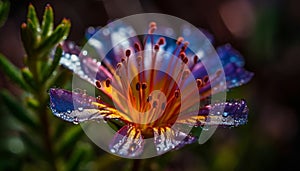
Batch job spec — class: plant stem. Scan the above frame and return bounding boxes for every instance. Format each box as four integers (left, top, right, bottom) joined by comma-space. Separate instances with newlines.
35, 83, 57, 171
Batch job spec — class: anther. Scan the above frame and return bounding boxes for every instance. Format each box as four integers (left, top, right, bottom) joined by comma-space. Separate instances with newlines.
176, 37, 184, 45
183, 57, 188, 64
141, 82, 147, 89
95, 80, 101, 89
121, 58, 126, 62
174, 90, 180, 98
203, 75, 209, 83
136, 82, 140, 91
179, 52, 186, 60
134, 43, 141, 51
158, 37, 165, 45
196, 79, 203, 87
105, 78, 111, 87
181, 41, 189, 52
193, 55, 198, 64
154, 44, 159, 51
149, 22, 157, 34
125, 49, 131, 57
117, 62, 122, 69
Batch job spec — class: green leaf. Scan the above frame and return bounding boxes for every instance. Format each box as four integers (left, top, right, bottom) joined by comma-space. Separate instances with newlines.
0, 90, 38, 129
0, 0, 10, 27
55, 126, 84, 156
21, 67, 36, 89
37, 19, 70, 55
27, 4, 40, 33
41, 4, 54, 38
0, 54, 30, 90
42, 44, 62, 81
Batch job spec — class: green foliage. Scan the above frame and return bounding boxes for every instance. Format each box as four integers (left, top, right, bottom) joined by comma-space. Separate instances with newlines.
0, 4, 92, 171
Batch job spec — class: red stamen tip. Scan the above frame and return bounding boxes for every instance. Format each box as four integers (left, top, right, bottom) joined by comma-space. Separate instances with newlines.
193, 55, 198, 64
105, 78, 111, 87
158, 37, 165, 45
95, 80, 101, 89
176, 37, 184, 45
134, 43, 141, 51
125, 49, 131, 57
154, 44, 159, 51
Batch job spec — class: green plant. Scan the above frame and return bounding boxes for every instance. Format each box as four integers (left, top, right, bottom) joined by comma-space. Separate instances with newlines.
0, 4, 93, 171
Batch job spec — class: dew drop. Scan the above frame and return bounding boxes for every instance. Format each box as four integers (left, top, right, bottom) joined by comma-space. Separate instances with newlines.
129, 143, 137, 153
222, 112, 229, 117
78, 107, 83, 112
67, 110, 71, 114
73, 117, 79, 124
110, 148, 116, 153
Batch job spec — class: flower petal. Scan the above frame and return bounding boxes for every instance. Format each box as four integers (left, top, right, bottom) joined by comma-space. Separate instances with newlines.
59, 41, 112, 85
49, 88, 122, 123
177, 99, 248, 127
153, 127, 191, 155
109, 125, 144, 158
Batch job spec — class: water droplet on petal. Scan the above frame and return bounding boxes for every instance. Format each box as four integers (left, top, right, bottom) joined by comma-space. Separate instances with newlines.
223, 112, 229, 117
78, 107, 83, 112
73, 117, 79, 124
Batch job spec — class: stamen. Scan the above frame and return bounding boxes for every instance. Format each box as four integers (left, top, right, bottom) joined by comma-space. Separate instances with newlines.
154, 44, 159, 51
95, 80, 101, 89
105, 78, 111, 87
182, 57, 188, 64
193, 55, 198, 64
141, 82, 147, 90
179, 52, 186, 60
176, 37, 184, 45
125, 49, 131, 57
148, 22, 157, 34
117, 62, 122, 69
175, 90, 180, 98
203, 75, 209, 84
136, 82, 140, 91
196, 79, 203, 87
181, 41, 189, 52
158, 37, 165, 45
134, 43, 141, 51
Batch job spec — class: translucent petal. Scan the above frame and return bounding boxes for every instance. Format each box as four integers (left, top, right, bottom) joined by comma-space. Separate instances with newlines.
109, 125, 144, 158
153, 127, 188, 155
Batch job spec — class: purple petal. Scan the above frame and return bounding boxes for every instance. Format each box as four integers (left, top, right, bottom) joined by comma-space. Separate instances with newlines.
174, 134, 198, 150
49, 88, 118, 123
177, 99, 249, 127
59, 41, 112, 85
109, 125, 144, 158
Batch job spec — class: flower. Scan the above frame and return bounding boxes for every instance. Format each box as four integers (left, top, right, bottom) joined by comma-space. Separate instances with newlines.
49, 21, 253, 158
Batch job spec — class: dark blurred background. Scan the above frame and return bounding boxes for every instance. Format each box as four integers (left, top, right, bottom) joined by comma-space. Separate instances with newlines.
1, 0, 300, 170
